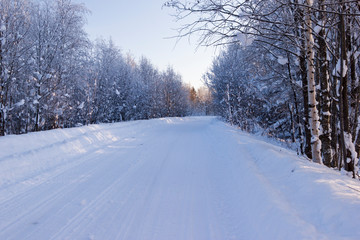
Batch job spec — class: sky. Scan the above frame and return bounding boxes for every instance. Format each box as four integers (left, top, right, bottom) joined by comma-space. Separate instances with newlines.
74, 0, 216, 89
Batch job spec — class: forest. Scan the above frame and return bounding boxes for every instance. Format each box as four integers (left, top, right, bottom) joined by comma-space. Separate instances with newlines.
0, 0, 213, 138
165, 0, 360, 178
2, 0, 360, 178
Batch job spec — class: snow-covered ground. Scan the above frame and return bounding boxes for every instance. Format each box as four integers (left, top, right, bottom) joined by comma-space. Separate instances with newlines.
0, 116, 359, 240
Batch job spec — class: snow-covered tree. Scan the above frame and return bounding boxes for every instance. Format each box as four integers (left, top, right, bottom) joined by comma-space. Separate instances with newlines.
0, 0, 32, 135
29, 0, 88, 131
165, 0, 360, 177
0, 0, 192, 137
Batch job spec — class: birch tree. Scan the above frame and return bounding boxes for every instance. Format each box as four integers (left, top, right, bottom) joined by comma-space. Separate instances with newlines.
304, 0, 322, 163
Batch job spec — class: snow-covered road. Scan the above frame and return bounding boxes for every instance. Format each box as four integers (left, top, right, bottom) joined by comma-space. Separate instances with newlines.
0, 117, 360, 240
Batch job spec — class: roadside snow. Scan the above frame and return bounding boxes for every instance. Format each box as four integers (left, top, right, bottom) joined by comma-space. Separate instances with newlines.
0, 117, 359, 240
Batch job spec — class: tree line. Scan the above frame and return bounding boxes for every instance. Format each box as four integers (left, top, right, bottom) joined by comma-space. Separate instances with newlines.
0, 0, 198, 136
165, 0, 360, 177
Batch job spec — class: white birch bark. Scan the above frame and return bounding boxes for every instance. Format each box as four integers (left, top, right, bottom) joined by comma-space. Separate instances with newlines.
305, 0, 322, 164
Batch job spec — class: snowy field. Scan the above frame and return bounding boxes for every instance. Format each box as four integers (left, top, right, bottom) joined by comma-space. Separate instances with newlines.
0, 116, 359, 240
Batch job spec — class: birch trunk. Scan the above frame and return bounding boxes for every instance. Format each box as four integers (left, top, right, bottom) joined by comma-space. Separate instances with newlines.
305, 0, 322, 164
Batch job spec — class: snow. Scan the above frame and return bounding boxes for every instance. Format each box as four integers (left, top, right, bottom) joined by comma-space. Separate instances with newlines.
344, 132, 358, 175
0, 117, 359, 239
235, 32, 253, 47
34, 72, 42, 80
314, 25, 322, 34
277, 56, 288, 65
15, 99, 25, 107
77, 102, 84, 109
354, 51, 360, 60
332, 59, 348, 78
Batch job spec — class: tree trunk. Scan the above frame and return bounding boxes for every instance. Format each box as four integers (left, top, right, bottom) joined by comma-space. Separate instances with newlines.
300, 49, 312, 159
288, 103, 296, 143
34, 86, 40, 132
318, 0, 332, 166
287, 54, 303, 154
0, 26, 4, 136
331, 83, 339, 168
305, 0, 322, 164
294, 0, 311, 158
349, 31, 360, 177
339, 0, 355, 175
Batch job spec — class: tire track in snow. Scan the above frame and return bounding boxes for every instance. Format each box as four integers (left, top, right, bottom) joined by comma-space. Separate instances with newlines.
1, 117, 358, 239
0, 132, 142, 202
0, 146, 133, 238
49, 128, 179, 240
0, 129, 147, 239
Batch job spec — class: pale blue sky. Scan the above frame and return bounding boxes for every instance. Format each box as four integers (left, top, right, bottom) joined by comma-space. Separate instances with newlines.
75, 0, 216, 89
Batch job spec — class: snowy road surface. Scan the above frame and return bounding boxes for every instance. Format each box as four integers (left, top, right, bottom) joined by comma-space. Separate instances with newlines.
0, 117, 360, 240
